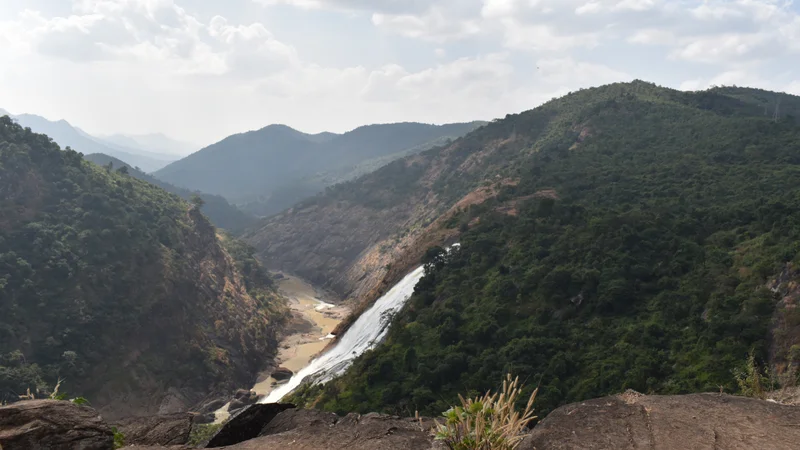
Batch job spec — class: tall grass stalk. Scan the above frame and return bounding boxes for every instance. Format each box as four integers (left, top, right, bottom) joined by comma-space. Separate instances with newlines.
434, 374, 538, 450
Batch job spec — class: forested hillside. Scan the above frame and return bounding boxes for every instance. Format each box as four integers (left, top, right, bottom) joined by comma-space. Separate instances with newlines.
0, 117, 287, 418
155, 121, 483, 217
263, 82, 800, 416
84, 153, 255, 231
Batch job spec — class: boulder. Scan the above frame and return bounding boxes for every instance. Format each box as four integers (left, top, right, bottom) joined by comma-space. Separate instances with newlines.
232, 389, 259, 406
271, 367, 294, 381
198, 398, 226, 414
193, 412, 217, 425
228, 399, 246, 412
258, 408, 339, 435
0, 399, 113, 450
520, 391, 800, 450
225, 409, 438, 449
205, 403, 296, 448
233, 389, 251, 400
112, 412, 193, 446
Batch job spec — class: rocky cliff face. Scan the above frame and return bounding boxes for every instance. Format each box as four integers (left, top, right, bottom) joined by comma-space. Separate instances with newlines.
767, 263, 800, 384
88, 210, 287, 420
0, 118, 287, 419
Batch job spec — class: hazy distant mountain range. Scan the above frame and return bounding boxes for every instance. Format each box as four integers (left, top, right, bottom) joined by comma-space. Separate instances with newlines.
0, 109, 193, 172
155, 121, 486, 216
97, 133, 197, 157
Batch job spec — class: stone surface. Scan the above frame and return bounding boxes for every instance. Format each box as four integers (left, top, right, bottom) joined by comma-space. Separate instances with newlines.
271, 367, 293, 381
112, 412, 193, 446
0, 399, 113, 450
193, 412, 216, 425
205, 403, 296, 448
521, 391, 800, 450
198, 398, 226, 414
227, 399, 246, 412
226, 409, 439, 449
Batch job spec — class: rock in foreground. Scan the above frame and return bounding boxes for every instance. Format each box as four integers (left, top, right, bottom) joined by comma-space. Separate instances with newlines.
206, 403, 296, 447
0, 400, 113, 450
112, 412, 194, 446
521, 391, 800, 450
222, 409, 438, 450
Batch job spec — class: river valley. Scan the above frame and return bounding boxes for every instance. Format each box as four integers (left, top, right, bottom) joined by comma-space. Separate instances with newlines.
215, 273, 349, 421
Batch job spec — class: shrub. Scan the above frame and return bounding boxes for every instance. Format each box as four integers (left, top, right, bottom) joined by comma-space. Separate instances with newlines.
111, 427, 125, 449
188, 423, 223, 446
433, 374, 537, 450
733, 350, 775, 399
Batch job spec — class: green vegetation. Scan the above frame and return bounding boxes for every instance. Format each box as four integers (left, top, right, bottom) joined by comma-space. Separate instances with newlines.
0, 117, 285, 413
83, 153, 255, 231
155, 122, 484, 217
434, 374, 537, 450
188, 423, 223, 446
289, 82, 800, 416
112, 427, 125, 449
734, 350, 775, 399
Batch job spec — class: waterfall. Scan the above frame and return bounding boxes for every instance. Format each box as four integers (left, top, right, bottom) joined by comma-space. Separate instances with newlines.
261, 265, 426, 403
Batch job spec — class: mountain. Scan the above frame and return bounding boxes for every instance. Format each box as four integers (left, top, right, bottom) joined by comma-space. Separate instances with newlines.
154, 121, 485, 217
0, 117, 287, 419
1, 111, 176, 172
242, 81, 800, 417
83, 153, 255, 231
98, 132, 197, 157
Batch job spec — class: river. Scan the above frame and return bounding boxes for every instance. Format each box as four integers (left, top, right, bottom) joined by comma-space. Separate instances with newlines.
215, 273, 348, 421
261, 265, 426, 403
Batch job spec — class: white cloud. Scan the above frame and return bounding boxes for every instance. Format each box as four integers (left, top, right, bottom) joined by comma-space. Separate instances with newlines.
671, 32, 776, 63
536, 57, 632, 85
1, 0, 799, 144
627, 28, 675, 44
360, 54, 513, 102
371, 7, 482, 41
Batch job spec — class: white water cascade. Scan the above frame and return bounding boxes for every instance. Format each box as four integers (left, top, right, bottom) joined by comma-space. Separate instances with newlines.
261, 265, 426, 403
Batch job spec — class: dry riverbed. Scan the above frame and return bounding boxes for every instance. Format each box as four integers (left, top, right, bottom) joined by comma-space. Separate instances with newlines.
215, 273, 348, 421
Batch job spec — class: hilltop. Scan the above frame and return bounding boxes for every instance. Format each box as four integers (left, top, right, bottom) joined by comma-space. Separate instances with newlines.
0, 118, 287, 418
155, 121, 484, 217
2, 111, 176, 172
241, 81, 800, 416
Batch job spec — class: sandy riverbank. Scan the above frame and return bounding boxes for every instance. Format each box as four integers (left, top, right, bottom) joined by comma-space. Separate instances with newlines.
215, 273, 348, 421
252, 274, 349, 396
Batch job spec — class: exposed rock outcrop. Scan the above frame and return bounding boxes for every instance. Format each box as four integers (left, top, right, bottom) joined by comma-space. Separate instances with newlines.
112, 412, 193, 446
0, 400, 113, 450
220, 409, 438, 450
9, 393, 800, 450
271, 367, 294, 381
205, 403, 296, 448
521, 391, 800, 450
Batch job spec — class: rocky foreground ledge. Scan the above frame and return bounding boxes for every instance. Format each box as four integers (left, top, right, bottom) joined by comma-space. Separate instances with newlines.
1, 392, 799, 449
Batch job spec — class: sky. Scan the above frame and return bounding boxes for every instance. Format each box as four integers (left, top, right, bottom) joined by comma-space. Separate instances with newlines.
0, 0, 799, 146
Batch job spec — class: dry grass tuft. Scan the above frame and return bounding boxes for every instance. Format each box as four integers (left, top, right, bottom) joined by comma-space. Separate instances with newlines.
434, 374, 538, 450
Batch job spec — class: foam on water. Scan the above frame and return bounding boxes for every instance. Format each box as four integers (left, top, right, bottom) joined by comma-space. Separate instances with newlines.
261, 265, 426, 403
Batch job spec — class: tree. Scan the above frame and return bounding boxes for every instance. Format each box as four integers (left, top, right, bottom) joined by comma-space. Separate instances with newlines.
116, 166, 129, 175
422, 246, 447, 273
191, 194, 206, 209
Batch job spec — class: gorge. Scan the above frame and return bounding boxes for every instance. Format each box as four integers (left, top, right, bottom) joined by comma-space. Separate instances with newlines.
4, 81, 800, 449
